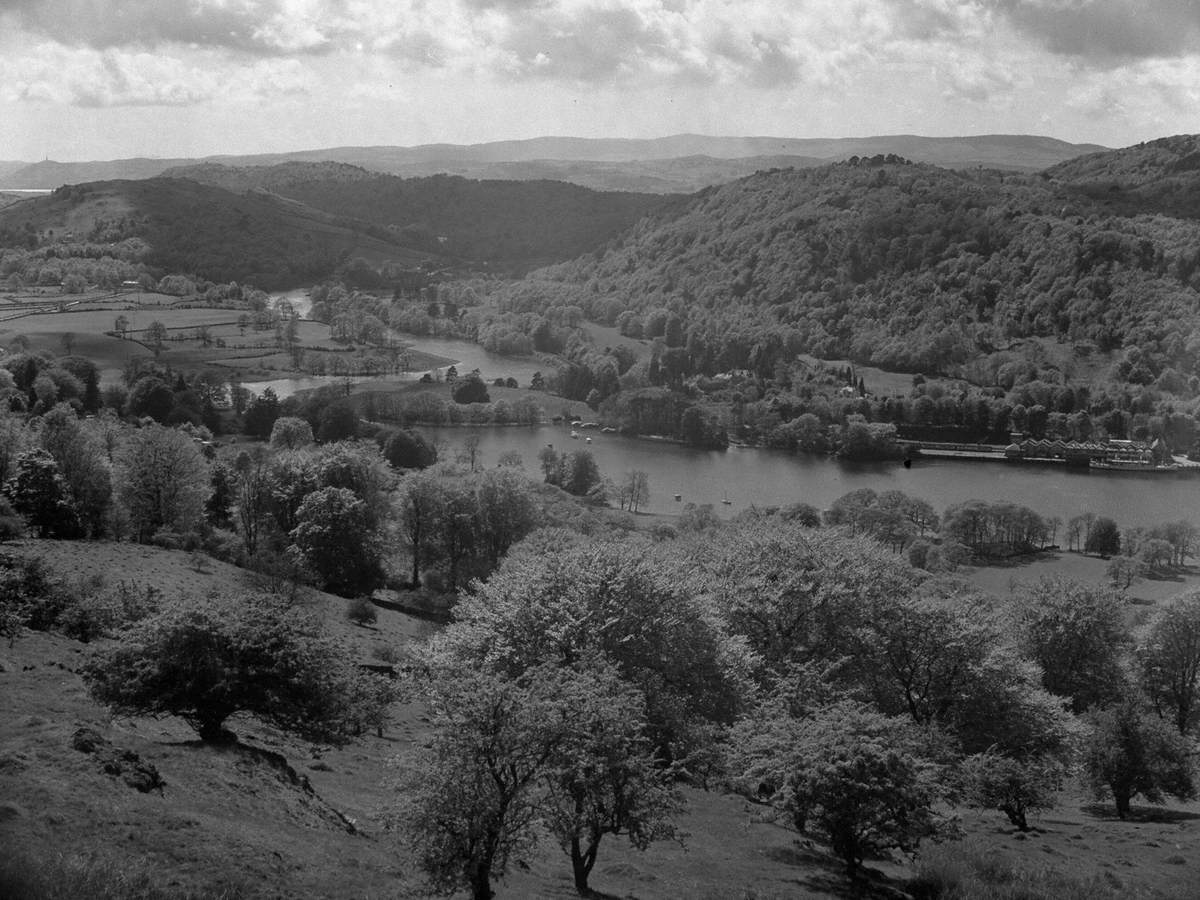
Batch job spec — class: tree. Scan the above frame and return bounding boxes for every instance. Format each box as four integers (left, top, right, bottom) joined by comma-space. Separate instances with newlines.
1107, 555, 1143, 590
394, 665, 569, 900
620, 470, 650, 513
317, 400, 359, 443
83, 594, 379, 744
116, 424, 208, 542
538, 661, 680, 895
242, 388, 280, 439
472, 468, 541, 569
453, 373, 490, 405
960, 751, 1064, 831
1140, 593, 1200, 734
4, 448, 79, 538
38, 403, 111, 537
145, 320, 167, 355
1016, 578, 1129, 713
457, 433, 482, 472
126, 375, 175, 423
1085, 516, 1122, 557
232, 450, 272, 558
290, 487, 383, 596
559, 450, 602, 498
269, 416, 314, 450
1085, 697, 1195, 819
380, 428, 437, 469
728, 699, 952, 875
396, 470, 447, 588
440, 540, 752, 762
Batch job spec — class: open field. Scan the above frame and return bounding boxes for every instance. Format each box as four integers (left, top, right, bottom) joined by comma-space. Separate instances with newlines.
3, 539, 1199, 900
0, 304, 454, 385
964, 551, 1200, 607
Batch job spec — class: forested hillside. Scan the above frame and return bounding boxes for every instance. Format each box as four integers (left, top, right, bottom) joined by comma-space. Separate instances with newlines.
1046, 134, 1200, 219
170, 163, 681, 264
501, 140, 1200, 379
0, 178, 424, 289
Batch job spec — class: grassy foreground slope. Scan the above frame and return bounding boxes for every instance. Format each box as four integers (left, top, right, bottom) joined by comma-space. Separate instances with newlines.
2, 539, 1200, 900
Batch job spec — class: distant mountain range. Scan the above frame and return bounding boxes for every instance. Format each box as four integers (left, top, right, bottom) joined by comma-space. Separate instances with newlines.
0, 134, 1108, 193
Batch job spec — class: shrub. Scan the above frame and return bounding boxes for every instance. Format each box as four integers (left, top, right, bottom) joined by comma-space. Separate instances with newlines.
83, 594, 382, 743
346, 596, 378, 627
244, 547, 312, 605
372, 643, 401, 664
1085, 696, 1195, 818
959, 751, 1063, 831
0, 553, 69, 633
729, 700, 955, 875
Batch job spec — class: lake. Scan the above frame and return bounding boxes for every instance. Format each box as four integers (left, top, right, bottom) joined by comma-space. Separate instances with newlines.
248, 301, 1199, 529
421, 423, 1200, 529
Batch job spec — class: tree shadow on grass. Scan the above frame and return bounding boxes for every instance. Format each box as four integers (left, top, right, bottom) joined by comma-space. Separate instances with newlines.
1081, 803, 1200, 824
761, 844, 911, 899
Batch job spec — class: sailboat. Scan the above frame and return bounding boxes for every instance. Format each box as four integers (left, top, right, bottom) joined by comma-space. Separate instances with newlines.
721, 491, 732, 505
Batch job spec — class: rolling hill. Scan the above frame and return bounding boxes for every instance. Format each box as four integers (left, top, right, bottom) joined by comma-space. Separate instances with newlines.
0, 178, 431, 289
161, 164, 680, 264
1045, 133, 1200, 219
0, 169, 676, 286
0, 133, 1107, 192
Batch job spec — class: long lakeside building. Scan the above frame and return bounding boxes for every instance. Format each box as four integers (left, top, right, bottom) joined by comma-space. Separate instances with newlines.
910, 436, 1197, 472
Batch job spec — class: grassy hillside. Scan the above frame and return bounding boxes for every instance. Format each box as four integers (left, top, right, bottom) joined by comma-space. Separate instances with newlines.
2, 538, 1199, 900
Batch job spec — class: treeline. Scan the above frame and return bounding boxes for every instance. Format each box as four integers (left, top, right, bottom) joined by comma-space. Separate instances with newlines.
751, 486, 1197, 579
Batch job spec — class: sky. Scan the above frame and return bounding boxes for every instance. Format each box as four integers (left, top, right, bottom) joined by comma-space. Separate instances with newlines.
0, 0, 1198, 162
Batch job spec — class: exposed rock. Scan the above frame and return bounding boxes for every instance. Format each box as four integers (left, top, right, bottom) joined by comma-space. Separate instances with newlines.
71, 726, 107, 754
71, 725, 166, 793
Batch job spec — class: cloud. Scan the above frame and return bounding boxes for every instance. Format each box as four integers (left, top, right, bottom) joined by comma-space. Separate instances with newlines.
0, 1, 985, 86
0, 43, 311, 107
985, 0, 1200, 66
3, 0, 1198, 113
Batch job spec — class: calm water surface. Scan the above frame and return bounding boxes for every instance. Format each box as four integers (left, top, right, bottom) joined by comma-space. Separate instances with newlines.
424, 424, 1200, 528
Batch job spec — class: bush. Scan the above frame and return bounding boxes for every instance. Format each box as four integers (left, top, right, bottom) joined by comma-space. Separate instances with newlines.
244, 547, 312, 605
1085, 697, 1195, 818
729, 700, 955, 875
0, 553, 69, 634
959, 751, 1063, 831
346, 596, 378, 627
83, 593, 383, 744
